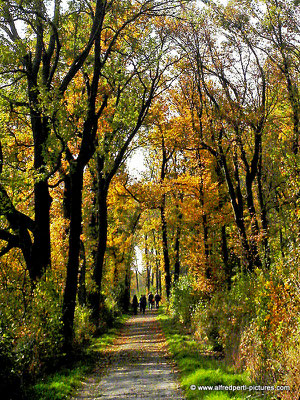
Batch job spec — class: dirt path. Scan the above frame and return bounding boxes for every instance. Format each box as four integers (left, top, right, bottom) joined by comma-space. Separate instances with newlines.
71, 309, 185, 400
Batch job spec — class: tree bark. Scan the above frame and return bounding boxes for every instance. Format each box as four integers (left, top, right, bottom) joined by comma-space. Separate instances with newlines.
78, 240, 87, 306
90, 168, 109, 327
145, 234, 151, 292
173, 206, 182, 283
257, 151, 271, 268
62, 166, 84, 350
160, 203, 171, 298
160, 137, 171, 298
123, 262, 131, 313
221, 225, 233, 290
219, 147, 253, 271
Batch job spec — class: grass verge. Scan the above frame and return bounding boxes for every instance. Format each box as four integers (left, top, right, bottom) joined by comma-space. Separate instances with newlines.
26, 313, 129, 400
157, 310, 276, 400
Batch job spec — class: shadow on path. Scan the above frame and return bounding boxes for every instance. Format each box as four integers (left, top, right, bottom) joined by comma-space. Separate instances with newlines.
71, 309, 185, 400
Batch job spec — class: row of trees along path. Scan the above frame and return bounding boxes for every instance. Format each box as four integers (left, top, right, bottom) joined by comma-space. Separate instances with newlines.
71, 310, 185, 400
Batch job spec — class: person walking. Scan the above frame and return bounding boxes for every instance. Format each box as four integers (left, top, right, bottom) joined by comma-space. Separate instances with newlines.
148, 292, 154, 309
140, 294, 147, 314
132, 295, 139, 315
154, 293, 161, 309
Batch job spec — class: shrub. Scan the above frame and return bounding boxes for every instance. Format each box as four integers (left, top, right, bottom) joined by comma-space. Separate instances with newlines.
190, 272, 257, 356
73, 304, 95, 346
192, 295, 226, 353
189, 260, 300, 395
169, 275, 204, 326
0, 272, 64, 398
239, 263, 300, 392
15, 275, 64, 377
0, 320, 22, 400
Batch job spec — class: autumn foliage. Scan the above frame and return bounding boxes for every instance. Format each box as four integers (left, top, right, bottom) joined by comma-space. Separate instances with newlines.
0, 0, 299, 398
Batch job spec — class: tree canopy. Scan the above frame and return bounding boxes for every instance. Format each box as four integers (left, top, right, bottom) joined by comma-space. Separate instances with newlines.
0, 0, 299, 398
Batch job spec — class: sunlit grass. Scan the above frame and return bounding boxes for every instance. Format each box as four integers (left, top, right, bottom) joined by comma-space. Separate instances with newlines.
157, 309, 267, 400
28, 368, 88, 400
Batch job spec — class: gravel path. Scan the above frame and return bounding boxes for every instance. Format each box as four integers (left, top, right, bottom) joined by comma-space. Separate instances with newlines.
71, 309, 185, 400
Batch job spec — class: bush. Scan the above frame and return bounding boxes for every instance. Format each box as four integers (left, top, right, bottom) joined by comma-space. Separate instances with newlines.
239, 263, 300, 393
0, 272, 64, 398
178, 257, 300, 399
169, 275, 204, 326
73, 304, 95, 346
192, 295, 226, 353
0, 321, 22, 400
21, 275, 64, 375
188, 261, 300, 394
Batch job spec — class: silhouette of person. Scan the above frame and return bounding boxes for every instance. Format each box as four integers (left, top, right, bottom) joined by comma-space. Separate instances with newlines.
140, 294, 147, 314
132, 295, 138, 315
154, 293, 161, 309
148, 292, 154, 309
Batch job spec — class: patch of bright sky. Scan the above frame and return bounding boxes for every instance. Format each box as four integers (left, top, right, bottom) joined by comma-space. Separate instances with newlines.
126, 148, 148, 180
134, 246, 144, 273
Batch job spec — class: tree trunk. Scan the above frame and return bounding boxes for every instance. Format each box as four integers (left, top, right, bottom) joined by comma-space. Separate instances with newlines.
135, 270, 139, 293
78, 240, 87, 306
31, 180, 52, 280
257, 151, 270, 268
282, 58, 300, 155
219, 149, 253, 271
221, 225, 233, 290
199, 182, 211, 278
156, 262, 159, 294
160, 136, 171, 298
153, 233, 161, 293
159, 270, 162, 296
123, 263, 131, 313
245, 176, 262, 269
173, 212, 182, 283
90, 172, 108, 327
62, 166, 84, 351
160, 201, 171, 298
145, 234, 151, 292
29, 84, 52, 280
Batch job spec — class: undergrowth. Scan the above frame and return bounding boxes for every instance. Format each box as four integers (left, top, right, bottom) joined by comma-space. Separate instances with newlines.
25, 313, 129, 400
158, 309, 279, 400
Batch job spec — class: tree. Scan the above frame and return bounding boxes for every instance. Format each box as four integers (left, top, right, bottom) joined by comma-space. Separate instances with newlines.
247, 0, 300, 154
0, 0, 188, 348
0, 0, 110, 281
170, 4, 273, 271
89, 13, 181, 323
98, 171, 141, 312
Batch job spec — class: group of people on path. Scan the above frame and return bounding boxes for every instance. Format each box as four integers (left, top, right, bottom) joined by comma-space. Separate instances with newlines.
132, 292, 161, 315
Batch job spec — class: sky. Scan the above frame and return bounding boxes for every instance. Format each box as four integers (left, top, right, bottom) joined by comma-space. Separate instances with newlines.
126, 149, 147, 179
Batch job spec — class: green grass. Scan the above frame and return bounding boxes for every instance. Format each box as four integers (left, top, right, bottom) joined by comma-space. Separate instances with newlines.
27, 367, 89, 400
26, 313, 130, 400
158, 310, 274, 400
